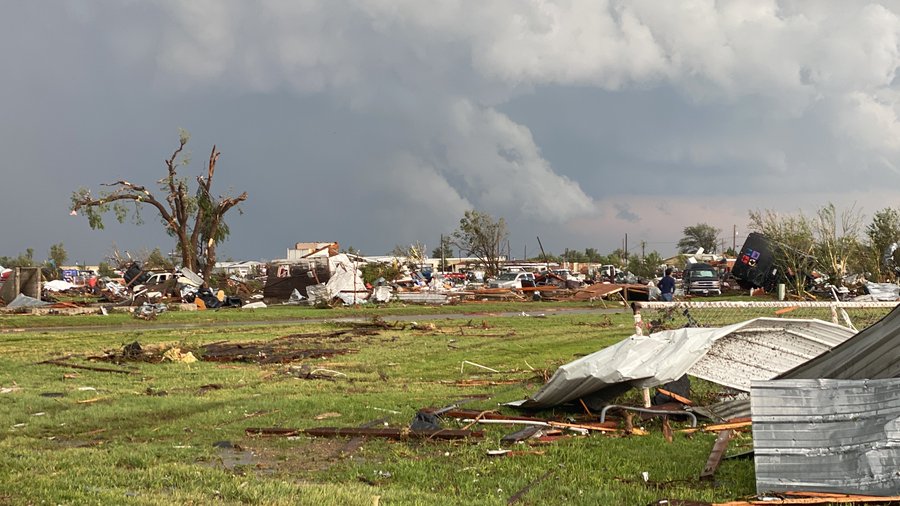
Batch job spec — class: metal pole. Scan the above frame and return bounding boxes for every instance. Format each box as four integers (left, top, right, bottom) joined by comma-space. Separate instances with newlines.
733, 225, 737, 254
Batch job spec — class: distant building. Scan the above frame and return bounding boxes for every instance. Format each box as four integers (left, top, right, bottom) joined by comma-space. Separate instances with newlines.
287, 242, 340, 260
213, 261, 265, 278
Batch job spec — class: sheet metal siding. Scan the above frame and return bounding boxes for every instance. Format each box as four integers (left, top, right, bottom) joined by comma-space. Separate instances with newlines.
781, 305, 900, 380
752, 378, 900, 495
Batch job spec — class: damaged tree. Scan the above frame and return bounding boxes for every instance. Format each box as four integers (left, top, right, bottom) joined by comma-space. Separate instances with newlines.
70, 130, 247, 286
451, 210, 508, 277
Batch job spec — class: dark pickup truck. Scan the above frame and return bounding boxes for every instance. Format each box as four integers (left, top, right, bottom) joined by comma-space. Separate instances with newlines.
683, 263, 722, 296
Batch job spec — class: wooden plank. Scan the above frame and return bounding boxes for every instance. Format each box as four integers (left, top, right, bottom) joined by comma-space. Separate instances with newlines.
248, 426, 483, 440
714, 494, 900, 505
657, 387, 694, 405
700, 429, 733, 481
681, 419, 752, 434
37, 359, 138, 375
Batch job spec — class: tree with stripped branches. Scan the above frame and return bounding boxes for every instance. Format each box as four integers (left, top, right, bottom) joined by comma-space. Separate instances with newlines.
70, 130, 247, 286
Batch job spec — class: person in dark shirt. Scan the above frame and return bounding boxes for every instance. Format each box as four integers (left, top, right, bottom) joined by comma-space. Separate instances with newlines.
658, 268, 676, 301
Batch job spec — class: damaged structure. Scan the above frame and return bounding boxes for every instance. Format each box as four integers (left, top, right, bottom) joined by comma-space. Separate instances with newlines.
265, 246, 368, 305
752, 377, 900, 496
512, 317, 855, 410
516, 302, 900, 495
749, 304, 900, 495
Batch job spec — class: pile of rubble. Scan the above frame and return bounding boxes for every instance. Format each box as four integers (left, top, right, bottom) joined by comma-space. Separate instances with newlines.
0, 261, 267, 315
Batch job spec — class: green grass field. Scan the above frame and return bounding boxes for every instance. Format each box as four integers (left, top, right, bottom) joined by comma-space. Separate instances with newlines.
0, 303, 760, 505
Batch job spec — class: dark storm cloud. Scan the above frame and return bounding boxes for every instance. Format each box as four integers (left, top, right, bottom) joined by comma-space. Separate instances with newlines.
2, 1, 900, 263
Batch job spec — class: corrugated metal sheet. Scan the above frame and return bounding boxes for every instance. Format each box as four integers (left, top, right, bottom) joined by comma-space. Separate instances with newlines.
780, 303, 900, 380
691, 395, 751, 422
751, 378, 900, 495
713, 305, 900, 420
688, 319, 854, 391
513, 318, 853, 409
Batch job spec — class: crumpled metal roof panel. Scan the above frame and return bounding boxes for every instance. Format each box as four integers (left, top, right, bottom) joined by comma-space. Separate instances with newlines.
516, 318, 853, 409
688, 318, 854, 391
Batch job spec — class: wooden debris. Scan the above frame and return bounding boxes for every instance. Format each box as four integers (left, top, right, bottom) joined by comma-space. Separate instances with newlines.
700, 429, 733, 481
662, 416, 674, 443
681, 419, 752, 434
713, 492, 900, 505
507, 469, 555, 505
246, 426, 483, 440
460, 360, 499, 373
76, 397, 105, 404
337, 418, 389, 456
37, 359, 137, 375
657, 387, 694, 405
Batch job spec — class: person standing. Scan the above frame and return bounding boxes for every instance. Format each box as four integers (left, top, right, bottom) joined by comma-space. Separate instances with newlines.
658, 268, 676, 301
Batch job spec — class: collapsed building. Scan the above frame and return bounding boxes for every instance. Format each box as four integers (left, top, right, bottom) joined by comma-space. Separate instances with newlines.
264, 242, 367, 304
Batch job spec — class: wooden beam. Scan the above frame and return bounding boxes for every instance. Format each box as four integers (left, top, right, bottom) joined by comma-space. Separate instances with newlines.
700, 429, 733, 481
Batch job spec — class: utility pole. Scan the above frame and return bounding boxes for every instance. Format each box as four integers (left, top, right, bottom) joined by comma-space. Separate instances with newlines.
732, 225, 737, 254
537, 236, 550, 272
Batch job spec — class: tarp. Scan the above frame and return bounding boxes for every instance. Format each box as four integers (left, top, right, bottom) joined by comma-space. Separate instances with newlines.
7, 293, 51, 309
864, 282, 900, 302
325, 254, 368, 305
371, 286, 392, 303
43, 280, 75, 292
513, 318, 855, 409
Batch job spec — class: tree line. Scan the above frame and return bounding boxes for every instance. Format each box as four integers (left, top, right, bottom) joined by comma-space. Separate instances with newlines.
61, 131, 900, 289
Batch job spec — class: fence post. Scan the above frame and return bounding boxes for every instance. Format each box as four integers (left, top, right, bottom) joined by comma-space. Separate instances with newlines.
632, 302, 643, 336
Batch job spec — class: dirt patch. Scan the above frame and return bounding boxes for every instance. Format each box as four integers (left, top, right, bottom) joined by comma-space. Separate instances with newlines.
94, 333, 362, 365
200, 341, 354, 364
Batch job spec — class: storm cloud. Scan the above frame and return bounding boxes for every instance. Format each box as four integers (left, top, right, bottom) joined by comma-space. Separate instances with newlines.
2, 1, 900, 262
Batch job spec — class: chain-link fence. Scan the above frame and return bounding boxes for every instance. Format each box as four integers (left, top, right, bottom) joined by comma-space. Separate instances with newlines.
633, 301, 898, 334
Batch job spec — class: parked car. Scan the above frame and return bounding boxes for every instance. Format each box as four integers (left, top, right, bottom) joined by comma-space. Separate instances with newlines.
682, 263, 722, 296
552, 269, 582, 281
488, 271, 536, 289
598, 265, 618, 280
144, 272, 175, 285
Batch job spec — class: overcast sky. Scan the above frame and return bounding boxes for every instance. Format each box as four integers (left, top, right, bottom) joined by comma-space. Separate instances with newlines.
3, 1, 900, 265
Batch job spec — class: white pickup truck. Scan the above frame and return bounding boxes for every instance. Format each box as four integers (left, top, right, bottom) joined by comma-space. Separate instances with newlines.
488, 271, 536, 289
